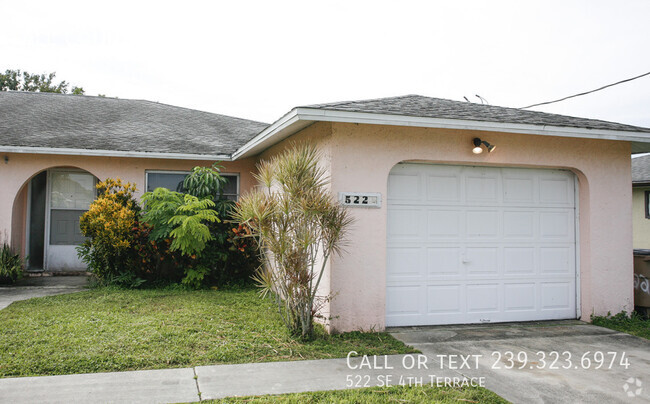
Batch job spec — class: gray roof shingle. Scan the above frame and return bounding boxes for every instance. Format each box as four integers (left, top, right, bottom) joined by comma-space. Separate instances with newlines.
632, 154, 650, 184
304, 95, 650, 134
0, 91, 269, 156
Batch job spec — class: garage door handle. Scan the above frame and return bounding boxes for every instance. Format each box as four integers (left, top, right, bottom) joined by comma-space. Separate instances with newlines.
462, 255, 471, 263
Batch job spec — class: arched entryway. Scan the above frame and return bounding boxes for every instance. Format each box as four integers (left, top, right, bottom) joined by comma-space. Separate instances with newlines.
12, 167, 98, 272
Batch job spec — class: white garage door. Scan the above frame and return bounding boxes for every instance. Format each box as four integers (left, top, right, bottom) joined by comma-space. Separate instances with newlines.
386, 164, 577, 326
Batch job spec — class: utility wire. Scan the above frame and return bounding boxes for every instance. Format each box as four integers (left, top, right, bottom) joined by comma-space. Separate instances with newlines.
520, 70, 650, 109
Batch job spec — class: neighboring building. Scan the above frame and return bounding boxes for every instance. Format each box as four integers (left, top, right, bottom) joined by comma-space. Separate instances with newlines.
2, 91, 650, 331
632, 154, 650, 249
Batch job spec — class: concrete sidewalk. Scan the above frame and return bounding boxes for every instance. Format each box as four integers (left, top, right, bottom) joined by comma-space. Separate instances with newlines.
0, 355, 459, 404
0, 276, 88, 310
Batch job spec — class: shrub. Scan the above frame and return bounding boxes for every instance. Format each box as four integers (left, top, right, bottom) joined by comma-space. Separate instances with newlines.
0, 243, 23, 284
183, 163, 227, 200
233, 144, 353, 339
142, 168, 259, 289
141, 188, 220, 288
78, 178, 143, 287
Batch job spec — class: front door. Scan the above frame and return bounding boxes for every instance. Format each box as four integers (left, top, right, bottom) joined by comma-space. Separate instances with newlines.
45, 170, 96, 271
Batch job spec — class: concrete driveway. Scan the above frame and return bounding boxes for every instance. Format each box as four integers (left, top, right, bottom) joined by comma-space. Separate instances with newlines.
390, 321, 650, 403
0, 276, 88, 310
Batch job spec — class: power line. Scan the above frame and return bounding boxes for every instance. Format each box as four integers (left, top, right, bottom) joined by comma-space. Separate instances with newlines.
520, 70, 650, 109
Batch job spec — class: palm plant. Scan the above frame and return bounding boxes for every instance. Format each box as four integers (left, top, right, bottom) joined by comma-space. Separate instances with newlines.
233, 144, 353, 339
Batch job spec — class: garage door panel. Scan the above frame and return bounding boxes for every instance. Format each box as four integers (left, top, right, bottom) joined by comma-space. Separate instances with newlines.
387, 247, 424, 280
426, 174, 460, 202
386, 285, 424, 316
539, 177, 573, 205
466, 210, 499, 238
427, 247, 461, 276
466, 175, 499, 202
427, 210, 461, 238
503, 211, 535, 238
503, 177, 535, 203
388, 173, 422, 201
541, 282, 573, 310
387, 208, 424, 239
465, 247, 499, 274
539, 211, 574, 239
540, 247, 573, 273
427, 285, 462, 314
503, 247, 536, 274
387, 164, 577, 327
504, 283, 536, 311
466, 284, 500, 313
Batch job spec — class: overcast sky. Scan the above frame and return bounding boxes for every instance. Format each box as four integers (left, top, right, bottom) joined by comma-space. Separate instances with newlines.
2, 0, 649, 127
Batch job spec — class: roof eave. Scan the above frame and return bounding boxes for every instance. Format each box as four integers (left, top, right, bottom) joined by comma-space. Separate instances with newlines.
0, 146, 231, 161
233, 108, 650, 159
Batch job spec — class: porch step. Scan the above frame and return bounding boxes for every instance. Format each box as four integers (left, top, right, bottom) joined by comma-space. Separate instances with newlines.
23, 271, 92, 277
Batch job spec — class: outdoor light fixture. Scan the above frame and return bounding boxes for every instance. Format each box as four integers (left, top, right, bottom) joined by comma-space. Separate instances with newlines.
472, 138, 496, 154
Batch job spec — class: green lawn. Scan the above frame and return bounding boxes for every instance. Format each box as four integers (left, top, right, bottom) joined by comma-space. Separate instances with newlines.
0, 287, 416, 377
591, 311, 650, 340
203, 385, 508, 403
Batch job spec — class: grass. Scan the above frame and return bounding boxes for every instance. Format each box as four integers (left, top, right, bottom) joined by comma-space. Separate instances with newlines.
591, 311, 650, 340
0, 287, 416, 377
202, 385, 508, 403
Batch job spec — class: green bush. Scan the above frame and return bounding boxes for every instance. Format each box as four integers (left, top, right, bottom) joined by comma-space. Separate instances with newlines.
80, 167, 260, 289
0, 243, 24, 284
142, 188, 220, 288
78, 178, 144, 287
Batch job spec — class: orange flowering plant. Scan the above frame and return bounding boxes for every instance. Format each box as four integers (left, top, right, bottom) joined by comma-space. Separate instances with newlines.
78, 178, 144, 286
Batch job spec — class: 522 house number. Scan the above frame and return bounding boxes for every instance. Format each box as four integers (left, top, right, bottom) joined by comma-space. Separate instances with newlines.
339, 192, 381, 208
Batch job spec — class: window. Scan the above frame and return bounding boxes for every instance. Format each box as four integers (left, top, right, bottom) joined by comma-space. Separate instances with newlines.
145, 171, 240, 201
646, 191, 650, 219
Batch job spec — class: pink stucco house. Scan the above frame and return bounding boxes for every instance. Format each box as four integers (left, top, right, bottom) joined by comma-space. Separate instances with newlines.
2, 91, 650, 332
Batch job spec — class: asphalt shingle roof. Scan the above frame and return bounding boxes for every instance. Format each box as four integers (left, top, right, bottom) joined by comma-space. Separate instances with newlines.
632, 154, 650, 183
0, 91, 269, 156
304, 95, 650, 134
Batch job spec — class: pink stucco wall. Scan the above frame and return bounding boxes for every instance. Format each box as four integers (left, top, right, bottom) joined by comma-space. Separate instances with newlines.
287, 122, 633, 332
0, 153, 257, 256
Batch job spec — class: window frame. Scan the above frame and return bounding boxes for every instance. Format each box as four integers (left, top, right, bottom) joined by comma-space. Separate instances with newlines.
145, 170, 240, 200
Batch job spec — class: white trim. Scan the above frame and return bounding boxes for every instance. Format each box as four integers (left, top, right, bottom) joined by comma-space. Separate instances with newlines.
233, 108, 650, 159
232, 109, 303, 159
0, 146, 231, 161
574, 175, 581, 320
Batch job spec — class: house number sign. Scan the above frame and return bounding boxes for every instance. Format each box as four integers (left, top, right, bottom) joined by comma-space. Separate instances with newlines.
338, 192, 381, 208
